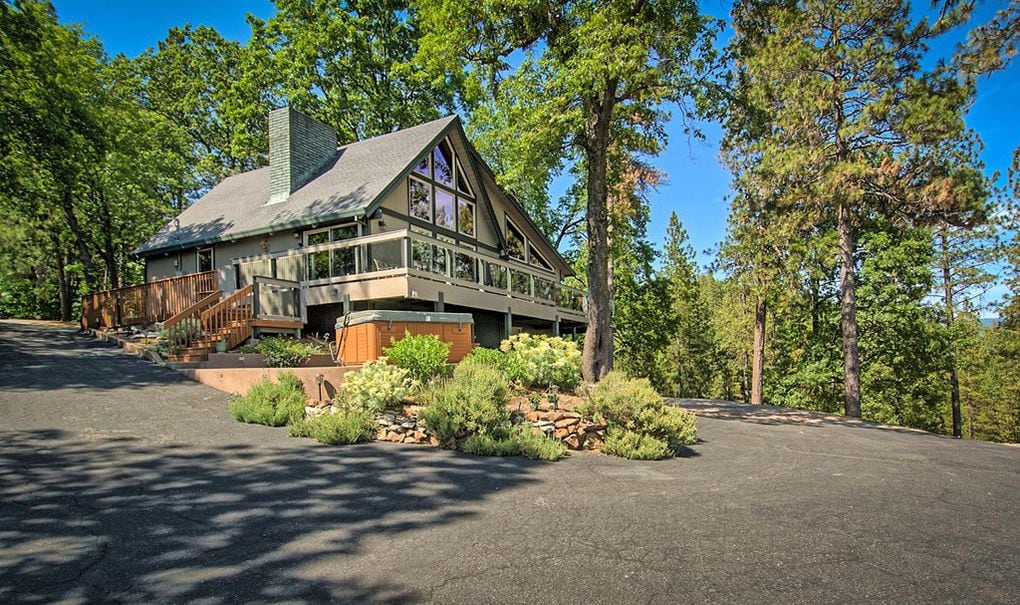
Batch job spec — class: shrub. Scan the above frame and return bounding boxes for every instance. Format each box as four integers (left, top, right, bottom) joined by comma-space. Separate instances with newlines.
602, 427, 671, 460
581, 371, 698, 458
461, 347, 528, 386
228, 372, 307, 426
419, 363, 510, 442
383, 332, 450, 386
462, 426, 567, 461
289, 407, 376, 445
342, 358, 410, 412
238, 337, 321, 367
499, 333, 582, 391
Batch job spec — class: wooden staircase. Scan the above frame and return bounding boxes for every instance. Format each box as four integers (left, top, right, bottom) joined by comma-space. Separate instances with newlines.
164, 285, 257, 362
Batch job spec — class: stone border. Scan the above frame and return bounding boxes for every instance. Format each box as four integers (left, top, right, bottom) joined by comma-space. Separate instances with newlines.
89, 328, 166, 366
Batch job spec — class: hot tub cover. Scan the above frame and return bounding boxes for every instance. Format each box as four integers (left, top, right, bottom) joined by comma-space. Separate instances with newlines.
336, 310, 474, 329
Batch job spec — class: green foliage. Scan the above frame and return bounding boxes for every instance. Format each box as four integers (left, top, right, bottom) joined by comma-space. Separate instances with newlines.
383, 332, 450, 386
500, 333, 582, 391
462, 426, 567, 461
237, 337, 323, 367
460, 346, 528, 385
581, 372, 697, 457
288, 407, 376, 445
342, 358, 410, 413
602, 427, 670, 460
228, 372, 306, 427
419, 363, 510, 442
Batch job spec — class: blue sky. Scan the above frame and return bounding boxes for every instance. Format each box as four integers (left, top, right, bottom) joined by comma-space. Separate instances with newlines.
56, 0, 1019, 271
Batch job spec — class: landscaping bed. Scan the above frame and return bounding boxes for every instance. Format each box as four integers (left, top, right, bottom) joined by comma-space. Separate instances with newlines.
227, 332, 699, 461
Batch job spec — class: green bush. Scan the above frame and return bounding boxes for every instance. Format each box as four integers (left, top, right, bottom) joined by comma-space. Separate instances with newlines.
343, 358, 410, 412
581, 371, 698, 458
228, 372, 307, 426
462, 426, 567, 461
499, 333, 582, 391
461, 347, 528, 385
602, 427, 671, 460
289, 407, 376, 445
419, 363, 510, 442
238, 337, 322, 367
383, 332, 450, 386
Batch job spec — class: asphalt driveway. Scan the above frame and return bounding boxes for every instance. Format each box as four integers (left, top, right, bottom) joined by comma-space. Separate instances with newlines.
1, 319, 1018, 604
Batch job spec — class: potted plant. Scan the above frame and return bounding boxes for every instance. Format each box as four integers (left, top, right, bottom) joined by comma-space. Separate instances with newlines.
214, 336, 228, 354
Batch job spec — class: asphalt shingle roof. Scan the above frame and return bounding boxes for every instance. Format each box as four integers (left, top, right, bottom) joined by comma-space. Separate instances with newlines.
135, 115, 458, 256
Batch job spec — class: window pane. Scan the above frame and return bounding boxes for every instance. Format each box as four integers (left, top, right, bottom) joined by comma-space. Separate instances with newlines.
409, 179, 431, 222
506, 220, 526, 261
435, 188, 455, 230
413, 154, 429, 177
457, 199, 474, 236
307, 231, 328, 246
454, 252, 476, 282
434, 140, 454, 186
331, 225, 357, 241
455, 160, 473, 196
197, 249, 213, 272
529, 245, 553, 271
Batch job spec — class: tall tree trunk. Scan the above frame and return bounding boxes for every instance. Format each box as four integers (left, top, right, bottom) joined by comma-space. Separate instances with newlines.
938, 229, 962, 437
60, 183, 98, 291
581, 91, 616, 384
96, 189, 119, 289
52, 234, 73, 322
751, 297, 766, 405
838, 202, 862, 418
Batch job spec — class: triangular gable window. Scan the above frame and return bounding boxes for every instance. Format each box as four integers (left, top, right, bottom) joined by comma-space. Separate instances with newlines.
413, 153, 430, 178
455, 158, 474, 197
433, 140, 454, 187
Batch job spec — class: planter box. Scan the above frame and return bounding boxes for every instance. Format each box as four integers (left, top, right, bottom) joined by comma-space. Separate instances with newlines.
204, 353, 336, 369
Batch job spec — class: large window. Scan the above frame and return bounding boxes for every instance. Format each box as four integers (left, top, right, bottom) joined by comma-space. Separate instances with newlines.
304, 223, 360, 281
407, 136, 476, 240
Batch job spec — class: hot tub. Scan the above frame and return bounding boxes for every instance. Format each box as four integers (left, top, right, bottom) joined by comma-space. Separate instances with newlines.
335, 310, 474, 365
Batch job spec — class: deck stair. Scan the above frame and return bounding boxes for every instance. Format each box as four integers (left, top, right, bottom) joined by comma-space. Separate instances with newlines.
164, 286, 257, 362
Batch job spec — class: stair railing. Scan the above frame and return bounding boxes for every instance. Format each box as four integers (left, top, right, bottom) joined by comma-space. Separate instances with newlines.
163, 290, 222, 353
199, 285, 255, 352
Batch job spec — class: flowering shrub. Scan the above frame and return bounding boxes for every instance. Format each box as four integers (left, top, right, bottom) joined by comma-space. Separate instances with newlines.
499, 333, 582, 391
459, 347, 528, 386
383, 332, 450, 386
342, 358, 410, 412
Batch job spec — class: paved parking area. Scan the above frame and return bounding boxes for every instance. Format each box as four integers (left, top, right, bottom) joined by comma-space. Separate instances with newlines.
1, 319, 1018, 603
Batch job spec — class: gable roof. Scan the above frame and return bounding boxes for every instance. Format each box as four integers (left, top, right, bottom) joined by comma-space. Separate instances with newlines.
135, 115, 458, 256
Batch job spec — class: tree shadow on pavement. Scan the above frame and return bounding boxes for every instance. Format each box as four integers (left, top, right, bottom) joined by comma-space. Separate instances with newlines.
0, 430, 540, 603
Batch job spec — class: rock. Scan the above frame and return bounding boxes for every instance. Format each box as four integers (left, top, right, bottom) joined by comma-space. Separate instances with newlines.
534, 420, 554, 428
554, 428, 571, 440
376, 417, 392, 426
401, 421, 416, 429
385, 431, 403, 443
565, 433, 583, 450
429, 436, 441, 447
554, 417, 579, 429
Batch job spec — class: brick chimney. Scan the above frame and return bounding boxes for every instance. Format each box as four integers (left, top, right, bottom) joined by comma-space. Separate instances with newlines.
268, 107, 338, 204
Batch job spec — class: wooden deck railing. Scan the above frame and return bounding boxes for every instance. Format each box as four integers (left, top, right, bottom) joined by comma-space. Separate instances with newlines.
80, 271, 217, 330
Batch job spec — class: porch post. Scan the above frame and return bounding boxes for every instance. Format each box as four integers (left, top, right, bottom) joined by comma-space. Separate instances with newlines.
436, 291, 445, 313
504, 306, 512, 340
342, 293, 351, 316
553, 315, 560, 337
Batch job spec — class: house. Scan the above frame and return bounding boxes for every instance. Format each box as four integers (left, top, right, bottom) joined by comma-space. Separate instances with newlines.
120, 107, 586, 354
